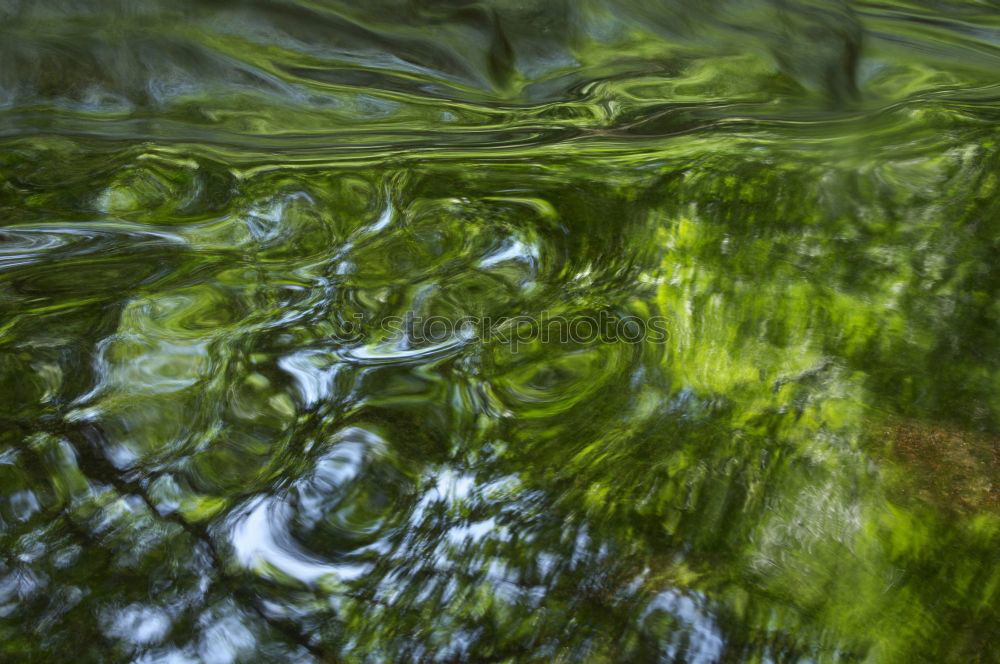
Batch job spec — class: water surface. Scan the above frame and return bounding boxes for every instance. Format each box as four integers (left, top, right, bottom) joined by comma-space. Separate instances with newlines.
2, 1, 1000, 661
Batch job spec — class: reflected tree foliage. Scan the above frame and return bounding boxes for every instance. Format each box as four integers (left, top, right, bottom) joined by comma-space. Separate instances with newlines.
2, 0, 1000, 662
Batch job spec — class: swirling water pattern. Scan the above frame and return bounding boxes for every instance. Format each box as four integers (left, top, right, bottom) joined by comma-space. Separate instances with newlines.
2, 1, 1000, 661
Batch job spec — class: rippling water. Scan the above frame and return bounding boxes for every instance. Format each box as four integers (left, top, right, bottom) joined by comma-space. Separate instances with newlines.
3, 1, 1000, 661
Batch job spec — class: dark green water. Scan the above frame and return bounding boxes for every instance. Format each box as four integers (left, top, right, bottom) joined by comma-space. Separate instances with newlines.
2, 1, 1000, 661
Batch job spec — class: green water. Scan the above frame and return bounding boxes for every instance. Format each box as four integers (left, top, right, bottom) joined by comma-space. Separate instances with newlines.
2, 1, 1000, 661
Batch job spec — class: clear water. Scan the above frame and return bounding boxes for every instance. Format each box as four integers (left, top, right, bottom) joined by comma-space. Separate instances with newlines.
1, 1, 999, 661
